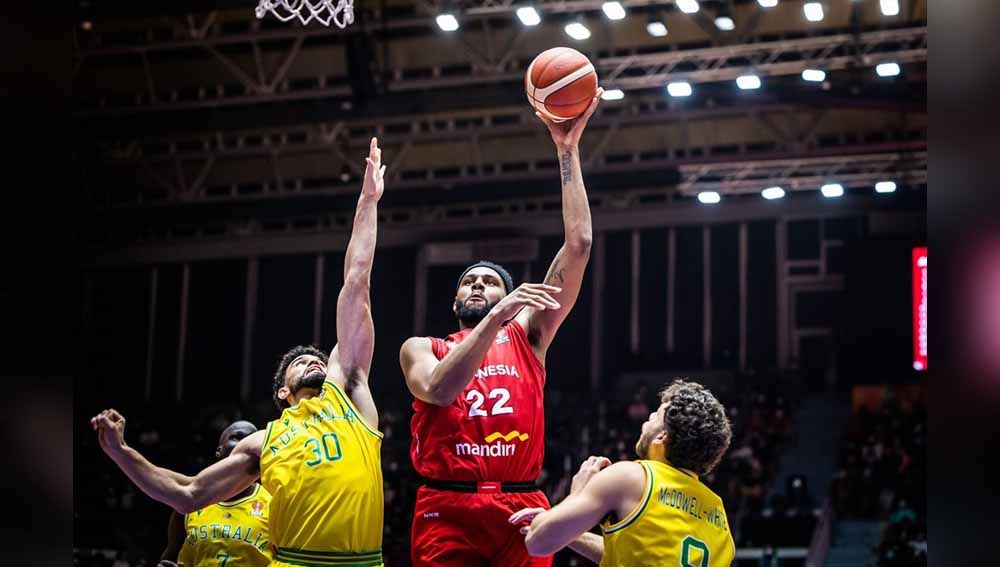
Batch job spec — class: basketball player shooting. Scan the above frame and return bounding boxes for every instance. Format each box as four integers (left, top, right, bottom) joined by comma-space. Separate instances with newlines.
399, 86, 604, 566
92, 138, 389, 567
157, 421, 271, 567
509, 380, 736, 567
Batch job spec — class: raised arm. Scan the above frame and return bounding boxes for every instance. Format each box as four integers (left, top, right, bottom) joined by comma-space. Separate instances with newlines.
92, 409, 262, 515
516, 88, 603, 354
401, 283, 561, 406
332, 137, 385, 427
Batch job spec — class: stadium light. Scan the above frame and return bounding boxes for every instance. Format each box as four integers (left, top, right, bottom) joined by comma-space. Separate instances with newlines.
436, 13, 460, 31
715, 16, 735, 30
565, 21, 591, 40
516, 6, 541, 26
802, 69, 826, 82
758, 0, 778, 7
821, 183, 844, 198
676, 0, 700, 14
761, 186, 786, 200
667, 81, 693, 97
875, 181, 897, 193
803, 2, 824, 22
601, 88, 625, 101
602, 1, 627, 20
646, 20, 668, 36
876, 62, 901, 77
736, 74, 762, 90
880, 0, 900, 16
698, 191, 721, 204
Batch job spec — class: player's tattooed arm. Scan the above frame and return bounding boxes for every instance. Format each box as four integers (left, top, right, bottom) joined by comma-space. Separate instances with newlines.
520, 89, 603, 353
92, 409, 262, 514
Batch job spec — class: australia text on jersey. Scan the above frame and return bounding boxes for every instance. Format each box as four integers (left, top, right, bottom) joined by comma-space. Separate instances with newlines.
185, 522, 269, 552
266, 399, 356, 457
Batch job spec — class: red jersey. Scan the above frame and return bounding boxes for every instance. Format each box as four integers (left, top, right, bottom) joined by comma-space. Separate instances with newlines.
410, 320, 546, 482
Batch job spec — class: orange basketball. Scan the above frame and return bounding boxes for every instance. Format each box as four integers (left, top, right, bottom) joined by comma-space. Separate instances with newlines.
525, 47, 598, 123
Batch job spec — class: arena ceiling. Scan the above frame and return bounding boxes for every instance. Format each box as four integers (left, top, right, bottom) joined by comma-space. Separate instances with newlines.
73, 0, 926, 256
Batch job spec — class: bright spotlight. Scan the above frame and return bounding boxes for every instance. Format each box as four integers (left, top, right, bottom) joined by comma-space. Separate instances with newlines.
602, 1, 627, 20
876, 62, 901, 77
646, 21, 668, 37
715, 16, 735, 30
803, 2, 824, 22
436, 13, 460, 31
601, 88, 625, 101
667, 81, 693, 97
875, 181, 897, 193
516, 6, 541, 26
880, 0, 900, 16
698, 191, 721, 204
676, 0, 700, 14
736, 74, 762, 90
802, 69, 826, 82
761, 186, 785, 200
564, 21, 591, 40
758, 0, 778, 7
821, 183, 844, 198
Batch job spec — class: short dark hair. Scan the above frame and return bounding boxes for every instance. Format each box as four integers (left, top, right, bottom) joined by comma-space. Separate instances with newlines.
660, 379, 732, 475
272, 345, 327, 410
456, 260, 515, 295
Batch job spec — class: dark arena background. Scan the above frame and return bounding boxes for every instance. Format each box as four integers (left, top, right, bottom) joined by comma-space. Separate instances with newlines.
73, 0, 926, 566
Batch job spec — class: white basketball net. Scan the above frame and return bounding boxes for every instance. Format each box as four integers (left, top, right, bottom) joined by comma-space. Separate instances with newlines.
255, 0, 355, 27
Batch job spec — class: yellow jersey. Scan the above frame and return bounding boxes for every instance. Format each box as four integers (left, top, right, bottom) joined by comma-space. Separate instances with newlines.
260, 379, 384, 567
600, 460, 735, 567
177, 483, 272, 567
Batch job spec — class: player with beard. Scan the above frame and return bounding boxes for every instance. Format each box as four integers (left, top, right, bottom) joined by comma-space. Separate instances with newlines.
509, 380, 735, 567
92, 137, 389, 567
399, 88, 604, 566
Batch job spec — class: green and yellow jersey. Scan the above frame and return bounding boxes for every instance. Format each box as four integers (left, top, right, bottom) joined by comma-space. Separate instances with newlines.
600, 460, 735, 567
177, 483, 272, 567
260, 379, 384, 567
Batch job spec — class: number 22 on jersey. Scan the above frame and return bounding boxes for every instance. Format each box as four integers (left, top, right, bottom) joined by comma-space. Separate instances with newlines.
466, 387, 514, 417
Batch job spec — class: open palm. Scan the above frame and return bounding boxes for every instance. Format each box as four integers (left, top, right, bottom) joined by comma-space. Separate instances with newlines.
362, 137, 386, 200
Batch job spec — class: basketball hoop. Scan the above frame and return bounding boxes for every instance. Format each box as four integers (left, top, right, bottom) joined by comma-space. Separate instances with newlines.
255, 0, 355, 27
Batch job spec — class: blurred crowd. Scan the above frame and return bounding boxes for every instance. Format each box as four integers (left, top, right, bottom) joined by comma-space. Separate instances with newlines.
830, 395, 927, 567
75, 373, 807, 567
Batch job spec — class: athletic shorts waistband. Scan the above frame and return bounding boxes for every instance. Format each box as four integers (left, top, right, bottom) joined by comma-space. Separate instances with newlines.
422, 479, 538, 493
274, 546, 383, 567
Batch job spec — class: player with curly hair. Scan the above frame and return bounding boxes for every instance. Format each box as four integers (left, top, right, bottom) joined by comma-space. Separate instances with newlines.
509, 379, 735, 566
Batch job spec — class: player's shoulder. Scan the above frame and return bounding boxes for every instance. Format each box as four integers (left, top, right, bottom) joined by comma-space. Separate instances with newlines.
591, 461, 648, 494
401, 336, 435, 356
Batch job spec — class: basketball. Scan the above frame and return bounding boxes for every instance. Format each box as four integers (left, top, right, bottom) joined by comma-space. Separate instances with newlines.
525, 47, 598, 122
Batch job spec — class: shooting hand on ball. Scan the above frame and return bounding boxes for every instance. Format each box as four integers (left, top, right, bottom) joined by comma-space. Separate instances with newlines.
536, 87, 604, 151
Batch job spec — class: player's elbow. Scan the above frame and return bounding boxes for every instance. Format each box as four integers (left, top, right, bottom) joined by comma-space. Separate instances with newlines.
524, 531, 555, 557
171, 490, 199, 515
421, 382, 456, 406
565, 233, 592, 256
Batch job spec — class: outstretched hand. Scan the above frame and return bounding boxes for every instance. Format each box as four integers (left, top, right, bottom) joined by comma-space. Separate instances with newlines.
361, 137, 386, 201
536, 87, 604, 151
509, 507, 547, 535
91, 408, 127, 456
